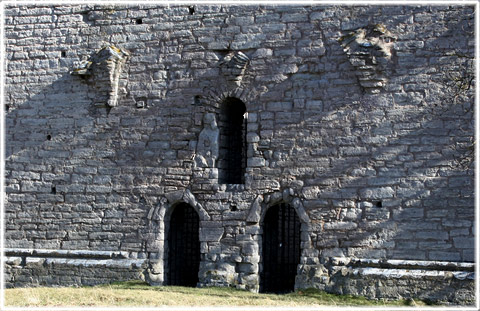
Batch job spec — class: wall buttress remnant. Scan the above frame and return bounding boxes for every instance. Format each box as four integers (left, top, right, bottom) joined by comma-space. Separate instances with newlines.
339, 24, 395, 93
72, 45, 129, 107
3, 4, 475, 305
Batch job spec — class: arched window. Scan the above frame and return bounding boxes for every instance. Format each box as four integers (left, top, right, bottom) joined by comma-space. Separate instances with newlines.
167, 203, 200, 287
260, 203, 301, 293
218, 97, 247, 184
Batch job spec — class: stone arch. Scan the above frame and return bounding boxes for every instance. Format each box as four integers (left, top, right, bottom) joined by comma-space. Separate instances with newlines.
199, 85, 268, 191
244, 189, 314, 293
203, 85, 259, 109
145, 189, 209, 285
247, 188, 310, 225
162, 189, 210, 221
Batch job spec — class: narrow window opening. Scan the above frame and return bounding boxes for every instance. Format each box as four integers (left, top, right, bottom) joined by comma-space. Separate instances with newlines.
376, 201, 382, 208
136, 18, 143, 24
218, 97, 247, 184
188, 6, 195, 15
51, 186, 56, 194
61, 51, 66, 57
46, 135, 52, 141
5, 104, 10, 112
231, 205, 238, 212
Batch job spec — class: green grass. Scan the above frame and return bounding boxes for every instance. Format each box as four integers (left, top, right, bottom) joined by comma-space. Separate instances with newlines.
4, 280, 431, 307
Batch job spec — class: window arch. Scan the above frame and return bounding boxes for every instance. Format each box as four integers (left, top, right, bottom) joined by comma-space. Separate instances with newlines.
218, 97, 247, 184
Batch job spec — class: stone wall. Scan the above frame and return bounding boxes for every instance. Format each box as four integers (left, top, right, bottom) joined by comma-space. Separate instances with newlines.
297, 257, 475, 305
4, 248, 146, 288
3, 4, 475, 304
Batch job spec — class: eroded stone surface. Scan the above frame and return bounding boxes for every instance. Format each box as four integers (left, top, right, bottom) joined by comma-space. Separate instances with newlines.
339, 24, 396, 93
72, 45, 129, 107
4, 4, 475, 304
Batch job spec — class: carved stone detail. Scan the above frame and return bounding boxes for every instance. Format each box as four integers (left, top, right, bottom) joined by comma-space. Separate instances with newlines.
219, 51, 250, 86
72, 45, 130, 107
194, 113, 219, 168
339, 24, 395, 94
246, 189, 310, 225
247, 195, 264, 223
163, 189, 210, 221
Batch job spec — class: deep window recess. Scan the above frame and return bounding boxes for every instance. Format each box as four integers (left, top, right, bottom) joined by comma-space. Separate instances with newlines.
167, 203, 200, 287
218, 97, 247, 184
260, 203, 301, 294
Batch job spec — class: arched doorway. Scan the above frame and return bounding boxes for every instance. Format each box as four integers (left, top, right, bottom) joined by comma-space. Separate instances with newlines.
260, 203, 301, 293
167, 203, 200, 287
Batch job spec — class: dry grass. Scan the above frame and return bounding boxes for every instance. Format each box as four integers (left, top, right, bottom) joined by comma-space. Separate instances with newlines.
4, 281, 430, 307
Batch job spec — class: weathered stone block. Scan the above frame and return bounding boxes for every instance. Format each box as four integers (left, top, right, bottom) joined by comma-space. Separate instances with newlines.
199, 228, 224, 242
324, 222, 357, 230
247, 157, 265, 167
240, 242, 259, 256
2, 5, 475, 304
359, 187, 395, 199
453, 237, 474, 249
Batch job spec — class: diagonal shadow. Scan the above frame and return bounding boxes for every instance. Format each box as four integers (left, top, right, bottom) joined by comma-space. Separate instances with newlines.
3, 6, 475, 297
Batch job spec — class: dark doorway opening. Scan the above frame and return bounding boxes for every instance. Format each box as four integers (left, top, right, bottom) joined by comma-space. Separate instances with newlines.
260, 203, 301, 293
167, 203, 200, 287
218, 97, 247, 184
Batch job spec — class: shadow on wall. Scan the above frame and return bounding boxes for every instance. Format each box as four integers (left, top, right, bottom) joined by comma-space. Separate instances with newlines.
178, 11, 475, 264
4, 6, 475, 265
6, 73, 91, 159
4, 67, 163, 251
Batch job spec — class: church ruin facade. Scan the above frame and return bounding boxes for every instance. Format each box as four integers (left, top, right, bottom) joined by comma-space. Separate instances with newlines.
3, 3, 476, 305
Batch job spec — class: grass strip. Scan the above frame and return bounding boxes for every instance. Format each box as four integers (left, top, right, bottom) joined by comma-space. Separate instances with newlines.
5, 280, 431, 307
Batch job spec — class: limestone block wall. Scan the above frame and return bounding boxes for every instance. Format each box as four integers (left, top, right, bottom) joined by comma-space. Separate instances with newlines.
4, 249, 145, 288
3, 4, 475, 303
